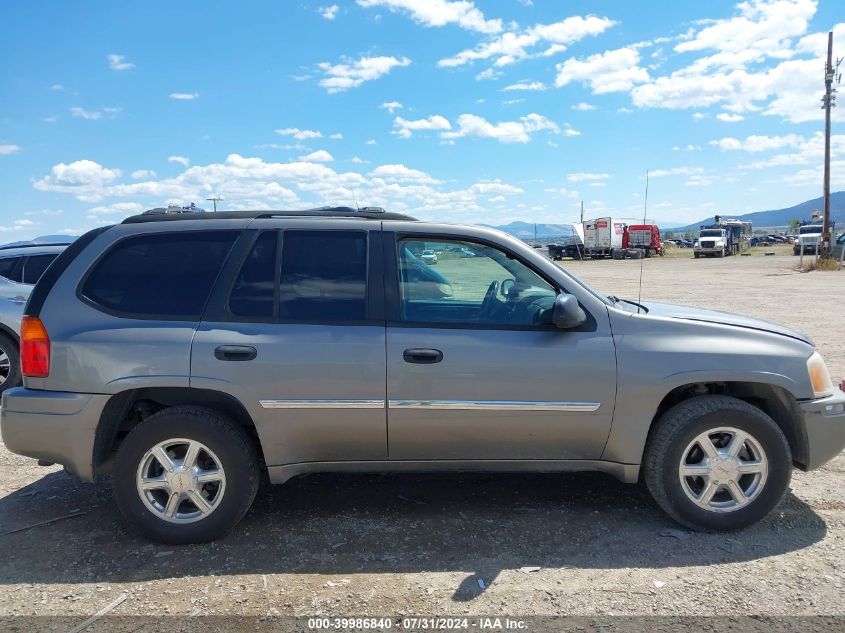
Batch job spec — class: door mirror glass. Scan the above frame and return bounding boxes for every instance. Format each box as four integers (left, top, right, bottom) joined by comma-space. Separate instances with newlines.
552, 293, 587, 329
500, 278, 516, 297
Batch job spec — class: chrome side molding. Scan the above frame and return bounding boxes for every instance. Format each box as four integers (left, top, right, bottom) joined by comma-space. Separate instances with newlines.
389, 400, 600, 412
260, 399, 385, 409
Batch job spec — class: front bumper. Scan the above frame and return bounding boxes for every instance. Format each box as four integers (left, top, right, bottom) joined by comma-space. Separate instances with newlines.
799, 387, 845, 470
0, 387, 109, 481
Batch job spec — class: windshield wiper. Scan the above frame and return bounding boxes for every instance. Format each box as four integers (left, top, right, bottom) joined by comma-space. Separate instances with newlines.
617, 298, 649, 313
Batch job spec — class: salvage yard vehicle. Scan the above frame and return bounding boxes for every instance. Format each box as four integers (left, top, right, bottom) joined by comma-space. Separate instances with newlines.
694, 217, 751, 258
622, 224, 663, 257
0, 243, 68, 394
2, 207, 844, 544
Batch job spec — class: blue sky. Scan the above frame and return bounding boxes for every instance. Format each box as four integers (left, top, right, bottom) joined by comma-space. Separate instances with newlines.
1, 0, 843, 238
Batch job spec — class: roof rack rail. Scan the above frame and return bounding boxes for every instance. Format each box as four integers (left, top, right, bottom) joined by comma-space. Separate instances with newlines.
0, 242, 72, 251
122, 207, 416, 224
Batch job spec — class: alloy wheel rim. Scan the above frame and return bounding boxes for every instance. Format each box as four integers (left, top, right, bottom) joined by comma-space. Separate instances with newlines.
0, 348, 9, 385
136, 438, 226, 524
678, 426, 768, 513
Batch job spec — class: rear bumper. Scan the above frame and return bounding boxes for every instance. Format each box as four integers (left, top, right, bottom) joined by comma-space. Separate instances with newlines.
0, 388, 109, 482
799, 388, 845, 470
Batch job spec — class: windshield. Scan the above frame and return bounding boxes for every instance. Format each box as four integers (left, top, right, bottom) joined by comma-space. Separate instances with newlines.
699, 230, 722, 237
799, 225, 822, 234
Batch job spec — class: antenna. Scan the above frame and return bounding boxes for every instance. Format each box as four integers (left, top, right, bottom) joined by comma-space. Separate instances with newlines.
636, 170, 649, 312
351, 191, 361, 212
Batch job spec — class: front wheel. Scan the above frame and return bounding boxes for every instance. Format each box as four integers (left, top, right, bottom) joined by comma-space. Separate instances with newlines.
113, 406, 260, 544
643, 395, 791, 531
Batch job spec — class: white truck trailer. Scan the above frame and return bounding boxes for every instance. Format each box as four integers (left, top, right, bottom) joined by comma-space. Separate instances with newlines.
583, 217, 626, 259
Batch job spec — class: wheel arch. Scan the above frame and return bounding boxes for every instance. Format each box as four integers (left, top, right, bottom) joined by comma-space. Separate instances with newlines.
0, 323, 19, 345
93, 387, 264, 475
646, 381, 808, 469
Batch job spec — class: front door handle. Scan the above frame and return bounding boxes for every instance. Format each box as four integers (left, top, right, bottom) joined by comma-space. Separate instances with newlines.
403, 348, 443, 364
214, 345, 257, 361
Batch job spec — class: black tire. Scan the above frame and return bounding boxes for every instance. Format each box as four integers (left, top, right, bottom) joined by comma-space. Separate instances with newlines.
643, 395, 791, 531
113, 406, 260, 544
0, 333, 21, 394
693, 252, 700, 259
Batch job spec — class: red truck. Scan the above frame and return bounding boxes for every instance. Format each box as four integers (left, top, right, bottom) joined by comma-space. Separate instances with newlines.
622, 224, 663, 257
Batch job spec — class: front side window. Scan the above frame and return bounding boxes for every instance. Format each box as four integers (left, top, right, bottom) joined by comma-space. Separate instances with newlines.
22, 254, 58, 284
81, 231, 238, 318
397, 238, 556, 326
279, 231, 367, 321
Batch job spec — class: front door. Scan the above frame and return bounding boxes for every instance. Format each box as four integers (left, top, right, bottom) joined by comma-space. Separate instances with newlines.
191, 225, 387, 467
385, 234, 616, 461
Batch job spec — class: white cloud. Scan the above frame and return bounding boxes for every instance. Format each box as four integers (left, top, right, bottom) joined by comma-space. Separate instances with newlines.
33, 159, 122, 201
648, 167, 705, 177
555, 47, 649, 93
567, 172, 609, 182
709, 134, 803, 152
298, 150, 335, 163
475, 68, 502, 81
0, 144, 21, 155
70, 107, 102, 120
469, 181, 523, 195
49, 84, 64, 91
318, 55, 411, 92
503, 81, 546, 91
571, 102, 596, 111
320, 4, 339, 19
441, 113, 559, 143
370, 164, 440, 183
438, 15, 615, 67
392, 115, 452, 138
108, 54, 134, 71
380, 101, 403, 113
366, 139, 377, 145
275, 127, 323, 140
351, 156, 369, 164
131, 169, 157, 179
170, 92, 199, 100
356, 0, 502, 34
672, 144, 702, 151
168, 155, 191, 166
329, 133, 343, 139
87, 202, 145, 217
716, 112, 744, 122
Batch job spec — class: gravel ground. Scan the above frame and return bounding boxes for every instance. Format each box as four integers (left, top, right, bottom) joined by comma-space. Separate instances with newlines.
0, 252, 842, 622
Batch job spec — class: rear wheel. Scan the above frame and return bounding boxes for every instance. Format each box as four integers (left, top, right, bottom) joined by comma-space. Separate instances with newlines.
643, 395, 791, 531
113, 406, 260, 544
693, 252, 700, 259
0, 333, 21, 394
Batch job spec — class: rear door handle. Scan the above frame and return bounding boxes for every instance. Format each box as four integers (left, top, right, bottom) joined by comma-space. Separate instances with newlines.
403, 348, 443, 364
214, 345, 257, 361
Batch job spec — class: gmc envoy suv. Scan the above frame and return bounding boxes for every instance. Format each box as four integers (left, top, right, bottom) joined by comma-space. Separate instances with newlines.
2, 208, 843, 544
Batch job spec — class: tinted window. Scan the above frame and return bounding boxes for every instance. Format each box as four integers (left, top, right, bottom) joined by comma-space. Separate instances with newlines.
0, 257, 23, 282
279, 231, 367, 321
397, 238, 556, 326
22, 254, 58, 284
229, 232, 277, 317
82, 231, 237, 318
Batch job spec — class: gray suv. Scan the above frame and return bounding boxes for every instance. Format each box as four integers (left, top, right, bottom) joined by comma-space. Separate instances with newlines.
2, 208, 843, 544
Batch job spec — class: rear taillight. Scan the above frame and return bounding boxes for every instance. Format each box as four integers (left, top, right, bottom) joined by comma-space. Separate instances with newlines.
20, 316, 50, 378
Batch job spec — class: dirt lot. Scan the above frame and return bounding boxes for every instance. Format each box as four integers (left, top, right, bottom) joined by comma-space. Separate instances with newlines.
0, 252, 843, 623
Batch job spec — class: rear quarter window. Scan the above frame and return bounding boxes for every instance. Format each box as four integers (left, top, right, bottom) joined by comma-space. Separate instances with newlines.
80, 231, 238, 319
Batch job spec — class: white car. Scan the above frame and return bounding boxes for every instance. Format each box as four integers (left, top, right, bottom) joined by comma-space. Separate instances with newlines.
421, 249, 438, 264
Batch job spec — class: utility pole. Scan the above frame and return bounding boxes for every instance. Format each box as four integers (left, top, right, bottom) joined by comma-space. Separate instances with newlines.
580, 200, 584, 224
821, 31, 841, 257
206, 195, 223, 212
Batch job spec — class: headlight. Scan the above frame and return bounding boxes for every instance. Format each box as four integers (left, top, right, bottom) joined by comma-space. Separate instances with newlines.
807, 351, 835, 398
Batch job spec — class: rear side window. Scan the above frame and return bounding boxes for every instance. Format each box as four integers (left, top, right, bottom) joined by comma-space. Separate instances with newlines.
0, 256, 23, 282
229, 232, 277, 318
22, 254, 58, 284
81, 231, 238, 319
279, 231, 367, 321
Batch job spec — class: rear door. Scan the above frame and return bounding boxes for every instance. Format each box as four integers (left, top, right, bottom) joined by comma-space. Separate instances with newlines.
191, 220, 388, 467
384, 229, 616, 461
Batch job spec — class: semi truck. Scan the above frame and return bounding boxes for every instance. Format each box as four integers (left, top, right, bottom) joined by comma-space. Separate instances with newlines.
622, 224, 663, 257
693, 216, 751, 258
793, 220, 835, 255
548, 223, 585, 260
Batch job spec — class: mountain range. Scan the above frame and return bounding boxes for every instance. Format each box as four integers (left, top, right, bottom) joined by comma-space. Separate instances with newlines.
486, 191, 845, 238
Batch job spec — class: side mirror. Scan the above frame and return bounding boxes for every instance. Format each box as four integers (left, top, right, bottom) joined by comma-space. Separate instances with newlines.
552, 293, 586, 329
500, 278, 515, 297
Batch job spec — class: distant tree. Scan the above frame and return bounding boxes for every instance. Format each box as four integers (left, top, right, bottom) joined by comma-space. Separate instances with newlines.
788, 218, 801, 232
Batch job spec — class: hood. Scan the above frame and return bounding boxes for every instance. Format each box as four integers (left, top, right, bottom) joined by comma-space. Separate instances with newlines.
641, 301, 813, 345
